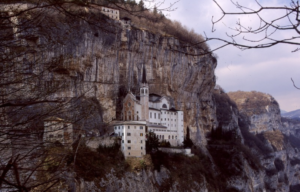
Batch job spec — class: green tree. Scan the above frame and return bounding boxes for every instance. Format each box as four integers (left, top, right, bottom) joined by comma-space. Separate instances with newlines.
153, 6, 158, 14
183, 127, 193, 148
146, 131, 159, 153
138, 0, 145, 10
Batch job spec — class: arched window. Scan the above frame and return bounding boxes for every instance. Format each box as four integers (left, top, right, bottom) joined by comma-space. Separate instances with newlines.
128, 111, 131, 120
162, 104, 167, 108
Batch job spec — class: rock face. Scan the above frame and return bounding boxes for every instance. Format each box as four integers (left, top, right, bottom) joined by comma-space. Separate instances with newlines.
227, 91, 300, 192
228, 91, 281, 134
76, 167, 209, 192
31, 11, 217, 145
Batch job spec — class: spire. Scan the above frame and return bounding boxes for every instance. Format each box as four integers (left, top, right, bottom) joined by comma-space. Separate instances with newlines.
142, 64, 147, 83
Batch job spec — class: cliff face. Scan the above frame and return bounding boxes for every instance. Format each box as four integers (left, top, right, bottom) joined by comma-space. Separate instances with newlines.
34, 14, 217, 145
227, 91, 300, 191
228, 91, 282, 134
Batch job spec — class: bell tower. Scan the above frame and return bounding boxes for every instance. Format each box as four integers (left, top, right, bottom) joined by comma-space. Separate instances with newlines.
140, 64, 149, 121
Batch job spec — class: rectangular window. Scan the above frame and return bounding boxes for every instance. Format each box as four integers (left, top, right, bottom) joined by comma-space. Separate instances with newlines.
140, 133, 143, 136
127, 133, 131, 136
140, 126, 143, 130
141, 140, 143, 143
158, 114, 160, 119
128, 140, 131, 143
122, 133, 124, 136
154, 113, 156, 119
128, 126, 130, 129
128, 147, 131, 150
122, 140, 124, 143
150, 112, 152, 118
141, 147, 143, 149
114, 127, 117, 130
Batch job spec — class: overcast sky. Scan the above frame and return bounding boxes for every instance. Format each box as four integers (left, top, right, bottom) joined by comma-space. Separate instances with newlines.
143, 0, 300, 112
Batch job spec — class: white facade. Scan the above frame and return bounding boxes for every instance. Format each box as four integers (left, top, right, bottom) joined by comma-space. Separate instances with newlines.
113, 121, 146, 158
121, 81, 184, 146
100, 6, 119, 20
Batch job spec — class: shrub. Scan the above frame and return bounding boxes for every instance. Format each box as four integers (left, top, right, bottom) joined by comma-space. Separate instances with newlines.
265, 168, 278, 177
290, 184, 300, 192
290, 158, 300, 166
274, 158, 284, 171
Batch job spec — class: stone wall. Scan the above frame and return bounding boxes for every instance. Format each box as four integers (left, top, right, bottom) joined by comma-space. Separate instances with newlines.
158, 147, 193, 156
85, 137, 116, 151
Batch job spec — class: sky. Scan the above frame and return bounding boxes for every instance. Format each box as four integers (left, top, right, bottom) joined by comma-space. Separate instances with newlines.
142, 0, 300, 112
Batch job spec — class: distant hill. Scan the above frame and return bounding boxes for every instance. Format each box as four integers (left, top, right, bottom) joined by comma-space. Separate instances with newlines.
280, 110, 287, 115
282, 109, 300, 120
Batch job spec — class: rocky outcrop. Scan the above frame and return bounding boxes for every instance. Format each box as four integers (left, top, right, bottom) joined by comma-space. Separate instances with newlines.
228, 91, 281, 134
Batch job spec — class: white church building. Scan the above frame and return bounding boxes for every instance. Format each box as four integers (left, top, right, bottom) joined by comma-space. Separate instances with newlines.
112, 65, 184, 158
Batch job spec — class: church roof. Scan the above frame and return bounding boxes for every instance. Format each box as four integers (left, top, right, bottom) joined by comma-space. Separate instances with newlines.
149, 93, 162, 102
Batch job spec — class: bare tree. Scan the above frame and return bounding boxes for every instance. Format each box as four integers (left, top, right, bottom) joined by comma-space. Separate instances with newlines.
203, 0, 300, 52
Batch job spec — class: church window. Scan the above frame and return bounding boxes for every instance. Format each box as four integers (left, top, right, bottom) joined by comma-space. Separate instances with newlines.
128, 140, 131, 143
162, 104, 167, 109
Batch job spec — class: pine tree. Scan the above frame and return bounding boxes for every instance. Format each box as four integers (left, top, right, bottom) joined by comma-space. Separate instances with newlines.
153, 6, 158, 15
138, 0, 145, 10
183, 127, 193, 148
